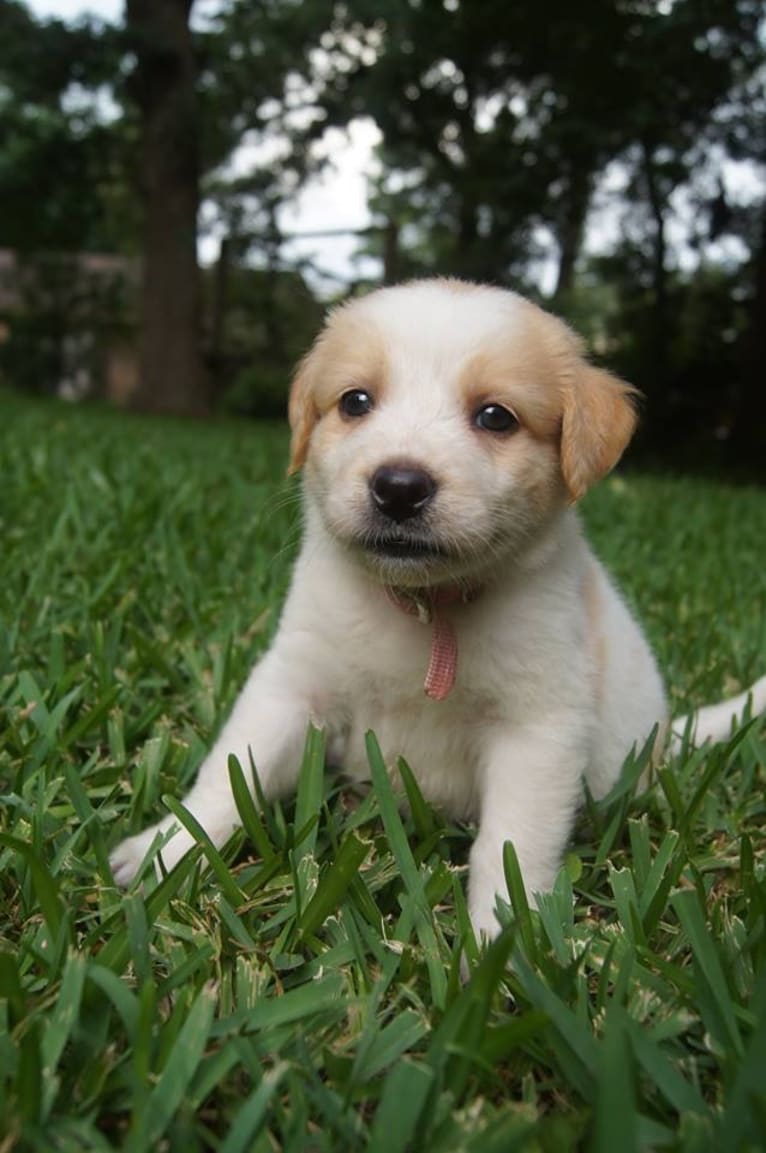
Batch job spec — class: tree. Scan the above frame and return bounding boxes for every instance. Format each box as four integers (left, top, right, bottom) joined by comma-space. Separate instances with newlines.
123, 0, 337, 413
315, 0, 764, 464
319, 0, 637, 290
125, 0, 207, 415
719, 35, 766, 459
0, 0, 127, 253
738, 200, 766, 458
0, 1, 136, 394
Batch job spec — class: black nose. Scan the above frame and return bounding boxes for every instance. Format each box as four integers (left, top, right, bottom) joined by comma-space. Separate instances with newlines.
370, 465, 437, 523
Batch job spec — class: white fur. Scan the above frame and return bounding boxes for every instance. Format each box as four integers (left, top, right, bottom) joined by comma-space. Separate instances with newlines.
111, 280, 766, 940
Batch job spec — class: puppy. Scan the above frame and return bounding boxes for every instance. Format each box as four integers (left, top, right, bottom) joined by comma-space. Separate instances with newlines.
111, 279, 766, 939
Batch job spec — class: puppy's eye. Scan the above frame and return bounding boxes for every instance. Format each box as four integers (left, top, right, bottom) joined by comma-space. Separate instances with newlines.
339, 389, 374, 418
474, 403, 519, 434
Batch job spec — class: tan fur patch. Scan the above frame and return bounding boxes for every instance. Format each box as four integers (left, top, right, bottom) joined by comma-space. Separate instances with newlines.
287, 308, 387, 473
459, 344, 563, 442
560, 366, 639, 502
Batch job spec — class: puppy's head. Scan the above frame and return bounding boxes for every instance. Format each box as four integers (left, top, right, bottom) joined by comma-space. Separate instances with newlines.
289, 279, 637, 587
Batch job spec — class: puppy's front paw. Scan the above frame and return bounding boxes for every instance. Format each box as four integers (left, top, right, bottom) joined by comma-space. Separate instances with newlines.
468, 893, 504, 946
110, 822, 193, 887
109, 828, 161, 887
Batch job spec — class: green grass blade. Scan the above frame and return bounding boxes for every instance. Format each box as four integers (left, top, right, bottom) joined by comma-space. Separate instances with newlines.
627, 1018, 706, 1116
591, 1012, 637, 1153
85, 964, 140, 1040
228, 753, 275, 861
367, 1059, 436, 1153
672, 889, 743, 1058
299, 830, 370, 939
426, 930, 515, 1100
503, 840, 538, 963
354, 1009, 429, 1081
365, 730, 447, 1008
0, 952, 25, 1024
210, 973, 346, 1038
127, 985, 216, 1151
162, 795, 246, 905
0, 833, 67, 945
220, 1062, 290, 1153
95, 848, 203, 973
396, 755, 438, 843
293, 724, 326, 865
40, 951, 87, 1079
719, 972, 766, 1148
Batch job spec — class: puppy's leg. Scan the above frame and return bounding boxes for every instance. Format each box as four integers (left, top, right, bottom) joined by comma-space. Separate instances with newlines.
110, 649, 314, 886
468, 723, 586, 941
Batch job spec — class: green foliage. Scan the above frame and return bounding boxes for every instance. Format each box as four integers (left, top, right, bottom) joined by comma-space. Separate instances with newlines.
206, 265, 325, 417
2, 0, 764, 451
0, 2, 138, 402
567, 256, 754, 460
1, 394, 766, 1148
197, 0, 335, 178
0, 253, 135, 396
0, 0, 132, 254
327, 0, 761, 282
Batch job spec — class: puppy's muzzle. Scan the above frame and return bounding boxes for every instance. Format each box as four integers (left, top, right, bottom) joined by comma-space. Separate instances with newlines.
370, 464, 437, 524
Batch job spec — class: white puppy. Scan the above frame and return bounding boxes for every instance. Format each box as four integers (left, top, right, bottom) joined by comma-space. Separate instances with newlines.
111, 279, 766, 939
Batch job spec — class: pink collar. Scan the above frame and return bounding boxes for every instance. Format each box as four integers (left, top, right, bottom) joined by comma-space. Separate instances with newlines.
385, 585, 479, 701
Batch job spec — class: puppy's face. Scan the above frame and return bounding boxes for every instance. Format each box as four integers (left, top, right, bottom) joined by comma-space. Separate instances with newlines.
289, 280, 637, 588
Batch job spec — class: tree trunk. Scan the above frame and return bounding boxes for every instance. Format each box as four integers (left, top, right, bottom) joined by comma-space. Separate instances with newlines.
210, 234, 231, 372
552, 167, 591, 304
457, 193, 478, 261
126, 0, 207, 415
641, 141, 670, 394
382, 219, 400, 285
732, 200, 766, 467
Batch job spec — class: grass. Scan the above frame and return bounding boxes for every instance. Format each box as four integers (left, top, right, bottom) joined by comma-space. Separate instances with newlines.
1, 389, 766, 1151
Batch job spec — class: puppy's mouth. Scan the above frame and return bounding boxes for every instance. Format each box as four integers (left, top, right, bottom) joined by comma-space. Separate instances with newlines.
364, 533, 452, 561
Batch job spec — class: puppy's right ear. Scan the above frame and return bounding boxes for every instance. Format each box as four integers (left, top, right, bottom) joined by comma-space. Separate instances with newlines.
560, 365, 639, 502
287, 353, 318, 475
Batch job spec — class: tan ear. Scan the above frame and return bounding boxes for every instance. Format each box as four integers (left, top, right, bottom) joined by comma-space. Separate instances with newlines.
287, 354, 318, 475
560, 365, 639, 501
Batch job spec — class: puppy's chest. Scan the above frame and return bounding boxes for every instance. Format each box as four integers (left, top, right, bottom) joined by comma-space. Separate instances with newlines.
301, 570, 587, 815
327, 688, 484, 819
320, 610, 514, 819
327, 587, 575, 709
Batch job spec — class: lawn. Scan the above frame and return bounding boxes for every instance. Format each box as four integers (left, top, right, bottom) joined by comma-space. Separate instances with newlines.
1, 390, 766, 1152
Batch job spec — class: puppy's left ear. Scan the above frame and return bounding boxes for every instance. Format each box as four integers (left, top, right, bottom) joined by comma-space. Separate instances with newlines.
287, 354, 318, 475
560, 365, 639, 502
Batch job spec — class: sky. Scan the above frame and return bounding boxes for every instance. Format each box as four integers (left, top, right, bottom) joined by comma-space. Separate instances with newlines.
25, 0, 382, 289
26, 0, 117, 17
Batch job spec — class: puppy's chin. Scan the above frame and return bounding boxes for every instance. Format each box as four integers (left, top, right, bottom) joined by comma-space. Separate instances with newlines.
346, 530, 491, 590
359, 550, 458, 589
